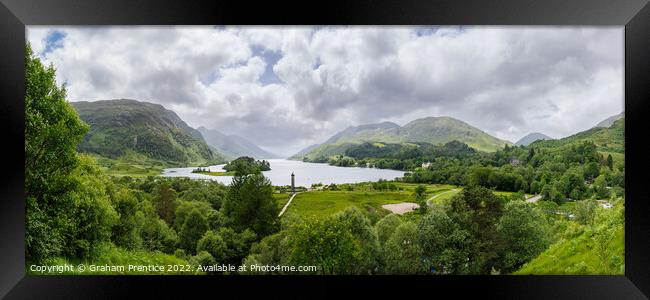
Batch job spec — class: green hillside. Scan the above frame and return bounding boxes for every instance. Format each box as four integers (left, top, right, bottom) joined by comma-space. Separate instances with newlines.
72, 99, 227, 169
531, 118, 624, 154
292, 116, 512, 161
530, 118, 624, 168
515, 198, 625, 275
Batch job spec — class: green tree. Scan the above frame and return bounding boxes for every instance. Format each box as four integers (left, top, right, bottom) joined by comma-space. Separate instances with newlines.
242, 231, 292, 274
374, 214, 402, 245
110, 187, 143, 250
288, 207, 379, 274
583, 162, 600, 181
179, 208, 209, 253
446, 185, 504, 273
25, 43, 121, 261
496, 201, 549, 273
414, 184, 427, 213
154, 182, 177, 224
606, 154, 614, 170
383, 222, 424, 274
197, 227, 257, 266
594, 174, 610, 199
417, 207, 471, 274
222, 173, 279, 237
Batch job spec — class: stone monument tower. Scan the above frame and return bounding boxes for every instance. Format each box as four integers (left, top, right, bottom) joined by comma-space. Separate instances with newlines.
291, 172, 295, 193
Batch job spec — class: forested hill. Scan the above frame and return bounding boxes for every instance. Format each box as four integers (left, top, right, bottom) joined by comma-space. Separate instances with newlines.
291, 116, 512, 161
530, 118, 624, 155
198, 126, 279, 159
72, 99, 227, 166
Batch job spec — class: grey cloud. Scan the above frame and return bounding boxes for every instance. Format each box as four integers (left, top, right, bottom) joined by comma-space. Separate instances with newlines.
28, 26, 623, 156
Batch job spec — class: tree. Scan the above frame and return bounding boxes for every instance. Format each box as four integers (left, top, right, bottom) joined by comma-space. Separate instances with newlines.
288, 207, 380, 274
222, 173, 279, 237
594, 174, 610, 199
375, 214, 402, 245
583, 162, 600, 181
110, 187, 143, 250
446, 185, 504, 273
606, 154, 614, 170
496, 201, 549, 273
242, 232, 292, 274
574, 199, 598, 225
196, 230, 228, 263
154, 182, 177, 224
414, 184, 427, 213
383, 222, 424, 274
179, 208, 209, 253
417, 207, 471, 274
197, 227, 257, 266
25, 44, 121, 261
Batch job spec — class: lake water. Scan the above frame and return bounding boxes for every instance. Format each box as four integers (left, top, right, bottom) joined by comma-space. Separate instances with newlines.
161, 159, 405, 186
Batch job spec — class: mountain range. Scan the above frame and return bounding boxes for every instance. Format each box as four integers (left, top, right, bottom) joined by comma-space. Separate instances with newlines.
197, 126, 279, 159
290, 116, 513, 161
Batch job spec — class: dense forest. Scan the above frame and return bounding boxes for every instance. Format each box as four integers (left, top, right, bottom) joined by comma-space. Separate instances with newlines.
25, 44, 624, 275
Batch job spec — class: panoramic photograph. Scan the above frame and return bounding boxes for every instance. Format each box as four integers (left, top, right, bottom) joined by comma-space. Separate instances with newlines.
25, 26, 624, 275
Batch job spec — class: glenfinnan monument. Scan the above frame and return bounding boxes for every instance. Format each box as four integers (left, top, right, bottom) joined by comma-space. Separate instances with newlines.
291, 172, 295, 193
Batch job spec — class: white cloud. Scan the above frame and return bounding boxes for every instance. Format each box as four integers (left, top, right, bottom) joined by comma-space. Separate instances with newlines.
27, 26, 623, 156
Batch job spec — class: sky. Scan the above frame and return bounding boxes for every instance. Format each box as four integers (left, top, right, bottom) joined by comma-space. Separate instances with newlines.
27, 26, 624, 157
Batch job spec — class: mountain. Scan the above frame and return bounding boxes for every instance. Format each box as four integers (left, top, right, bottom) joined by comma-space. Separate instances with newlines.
72, 99, 227, 166
515, 132, 554, 146
291, 116, 512, 161
530, 118, 624, 156
594, 112, 624, 128
197, 127, 279, 159
323, 122, 400, 144
291, 144, 320, 159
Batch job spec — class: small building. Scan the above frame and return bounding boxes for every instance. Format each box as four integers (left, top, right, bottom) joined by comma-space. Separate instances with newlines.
421, 162, 432, 169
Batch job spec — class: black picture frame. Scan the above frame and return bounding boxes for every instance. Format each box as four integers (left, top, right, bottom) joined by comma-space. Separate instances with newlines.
1, 0, 649, 298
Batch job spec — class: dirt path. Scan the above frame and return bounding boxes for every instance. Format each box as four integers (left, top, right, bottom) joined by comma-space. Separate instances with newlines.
426, 189, 459, 206
382, 202, 420, 215
526, 194, 542, 203
278, 192, 298, 217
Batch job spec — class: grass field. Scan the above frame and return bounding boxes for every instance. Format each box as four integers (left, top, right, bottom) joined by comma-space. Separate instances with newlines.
274, 193, 291, 209
284, 183, 457, 219
286, 190, 412, 219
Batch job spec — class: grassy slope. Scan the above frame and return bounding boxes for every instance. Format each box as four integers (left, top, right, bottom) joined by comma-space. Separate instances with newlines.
515, 199, 625, 275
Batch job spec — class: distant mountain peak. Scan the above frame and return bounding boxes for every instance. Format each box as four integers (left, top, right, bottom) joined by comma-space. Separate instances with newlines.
515, 132, 554, 146
198, 127, 279, 159
594, 112, 624, 128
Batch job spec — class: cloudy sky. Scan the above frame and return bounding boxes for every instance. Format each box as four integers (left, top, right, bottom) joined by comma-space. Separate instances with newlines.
27, 26, 623, 157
